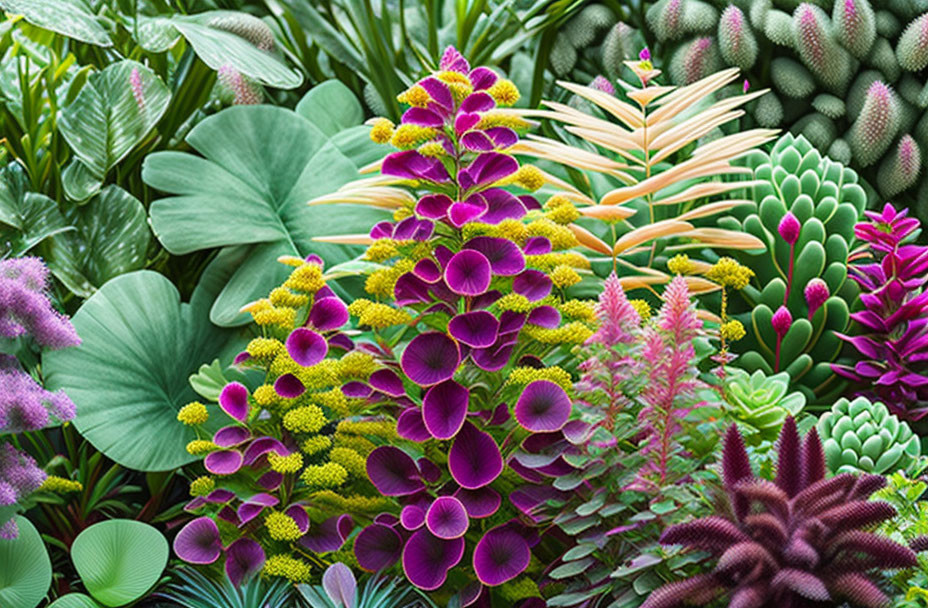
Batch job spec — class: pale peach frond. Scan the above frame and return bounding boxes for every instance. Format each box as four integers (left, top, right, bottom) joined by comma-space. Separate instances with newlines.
674, 200, 753, 221
533, 170, 598, 205
675, 227, 765, 250
621, 61, 662, 86
562, 126, 647, 165
652, 180, 765, 206
514, 138, 634, 180
312, 234, 375, 245
616, 256, 669, 277
337, 175, 410, 190
647, 68, 740, 125
568, 224, 613, 255
613, 220, 693, 254
684, 277, 723, 295
690, 129, 780, 160
600, 161, 749, 205
577, 205, 637, 221
696, 308, 723, 324
618, 274, 670, 290
626, 85, 675, 107
360, 158, 383, 174
648, 109, 746, 164
556, 80, 645, 128
307, 187, 413, 208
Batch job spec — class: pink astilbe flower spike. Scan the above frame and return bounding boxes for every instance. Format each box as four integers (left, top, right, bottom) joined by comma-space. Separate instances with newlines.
130, 68, 145, 111
586, 272, 639, 346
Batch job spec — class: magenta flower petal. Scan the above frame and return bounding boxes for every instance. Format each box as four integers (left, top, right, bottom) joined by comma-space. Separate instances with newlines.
461, 131, 496, 152
461, 92, 495, 113
217, 506, 240, 526
225, 538, 265, 587
286, 504, 310, 534
355, 524, 403, 571
397, 407, 432, 442
329, 333, 354, 351
423, 380, 470, 439
369, 369, 406, 397
371, 221, 394, 239
527, 306, 561, 328
401, 332, 461, 386
463, 236, 526, 276
257, 471, 283, 491
459, 153, 518, 189
418, 458, 442, 483
403, 107, 444, 127
274, 373, 304, 398
420, 77, 453, 109
174, 517, 222, 564
448, 200, 488, 227
401, 504, 426, 530
205, 489, 235, 503
237, 493, 279, 525
367, 446, 425, 496
309, 297, 349, 331
242, 437, 288, 465
513, 270, 552, 301
449, 422, 503, 489
233, 351, 250, 365
515, 380, 571, 432
523, 237, 551, 255
470, 67, 498, 90
205, 450, 243, 475
426, 496, 469, 539
402, 529, 465, 590
416, 194, 454, 219
471, 343, 514, 372
394, 273, 433, 306
342, 381, 373, 398
300, 514, 354, 553
374, 513, 399, 526
478, 189, 527, 224
445, 250, 492, 296
473, 526, 531, 586
413, 259, 443, 283
213, 426, 251, 447
499, 311, 526, 334
383, 150, 450, 182
448, 311, 500, 348
286, 328, 328, 367
455, 112, 482, 135
219, 382, 249, 422
455, 487, 502, 518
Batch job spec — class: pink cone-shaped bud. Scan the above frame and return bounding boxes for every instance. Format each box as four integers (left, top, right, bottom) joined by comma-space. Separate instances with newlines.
590, 75, 615, 95
772, 306, 793, 338
804, 278, 830, 317
639, 47, 651, 62
743, 79, 750, 93
130, 68, 145, 110
778, 211, 801, 244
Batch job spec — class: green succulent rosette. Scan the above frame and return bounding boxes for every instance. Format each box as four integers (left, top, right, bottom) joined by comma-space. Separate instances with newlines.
817, 397, 922, 475
719, 134, 865, 403
724, 368, 806, 445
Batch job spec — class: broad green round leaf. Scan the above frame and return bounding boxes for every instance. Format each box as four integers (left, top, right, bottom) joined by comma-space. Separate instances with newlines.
44, 186, 151, 297
0, 516, 52, 608
61, 159, 104, 203
71, 520, 168, 607
144, 105, 389, 326
48, 594, 103, 608
0, 0, 111, 46
296, 80, 363, 136
43, 269, 241, 471
0, 163, 71, 256
59, 60, 171, 186
172, 16, 301, 89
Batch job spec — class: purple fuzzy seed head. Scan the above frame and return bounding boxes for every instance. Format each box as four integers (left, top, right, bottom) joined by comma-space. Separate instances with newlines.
772, 306, 792, 338
778, 211, 801, 244
804, 278, 830, 317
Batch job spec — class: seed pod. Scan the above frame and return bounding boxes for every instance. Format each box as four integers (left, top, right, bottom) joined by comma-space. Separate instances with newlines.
206, 12, 276, 51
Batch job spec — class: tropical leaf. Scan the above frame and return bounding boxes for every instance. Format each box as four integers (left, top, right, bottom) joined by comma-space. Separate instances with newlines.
70, 520, 168, 607
296, 80, 364, 136
48, 594, 103, 608
0, 163, 71, 257
0, 516, 51, 608
0, 0, 111, 46
144, 105, 389, 326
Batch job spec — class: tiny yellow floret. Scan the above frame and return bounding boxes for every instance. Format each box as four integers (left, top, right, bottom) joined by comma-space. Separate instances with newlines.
40, 475, 83, 493
189, 476, 215, 497
283, 405, 327, 434
488, 79, 520, 106
177, 401, 209, 426
369, 118, 395, 144
265, 511, 303, 541
263, 554, 312, 582
301, 462, 348, 488
186, 440, 218, 456
720, 319, 747, 342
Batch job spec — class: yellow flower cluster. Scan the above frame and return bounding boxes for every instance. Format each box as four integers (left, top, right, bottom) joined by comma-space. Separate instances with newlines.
329, 447, 366, 477
284, 263, 325, 293
527, 252, 590, 271
334, 432, 376, 455
269, 287, 308, 309
550, 265, 582, 288
263, 554, 312, 582
268, 451, 304, 474
313, 490, 393, 513
436, 71, 474, 102
301, 435, 333, 455
283, 405, 327, 434
495, 293, 535, 313
348, 299, 411, 328
336, 419, 398, 440
418, 141, 447, 158
265, 511, 303, 541
629, 299, 651, 321
268, 354, 339, 389
40, 475, 83, 493
667, 254, 696, 276
246, 337, 284, 361
364, 266, 404, 298
369, 118, 395, 144
397, 84, 430, 107
252, 384, 279, 408
544, 196, 580, 225
507, 366, 572, 390
525, 322, 593, 344
311, 388, 348, 418
393, 206, 414, 221
186, 440, 218, 456
189, 476, 215, 497
391, 125, 438, 150
461, 219, 528, 245
559, 299, 596, 321
250, 301, 296, 329
477, 112, 532, 131
177, 401, 209, 426
337, 350, 379, 380
706, 257, 754, 290
513, 165, 544, 191
487, 79, 520, 106
720, 319, 746, 342
301, 462, 348, 488
526, 219, 579, 250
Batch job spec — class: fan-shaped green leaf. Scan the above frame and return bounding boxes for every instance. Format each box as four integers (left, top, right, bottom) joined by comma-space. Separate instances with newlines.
296, 80, 363, 136
0, 0, 111, 46
71, 520, 168, 607
0, 516, 52, 608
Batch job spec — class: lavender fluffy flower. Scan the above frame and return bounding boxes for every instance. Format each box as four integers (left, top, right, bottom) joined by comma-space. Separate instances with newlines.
0, 356, 76, 432
0, 442, 46, 538
0, 257, 80, 349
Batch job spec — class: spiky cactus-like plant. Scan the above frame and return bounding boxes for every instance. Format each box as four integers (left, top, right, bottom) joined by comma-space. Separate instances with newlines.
642, 418, 918, 608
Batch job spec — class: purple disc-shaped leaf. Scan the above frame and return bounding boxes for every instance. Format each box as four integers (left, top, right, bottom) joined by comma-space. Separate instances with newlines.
478, 189, 528, 225
402, 529, 465, 590
498, 310, 526, 334
448, 199, 488, 228
323, 562, 358, 608
401, 504, 426, 530
448, 422, 503, 489
217, 506, 240, 526
174, 517, 222, 564
219, 382, 249, 422
274, 373, 305, 399
413, 258, 442, 283
527, 306, 561, 328
509, 486, 562, 522
394, 272, 433, 306
370, 221, 394, 240
448, 311, 499, 348
397, 408, 432, 442
374, 513, 400, 526
463, 236, 526, 276
185, 497, 206, 511
225, 537, 265, 588
242, 437, 288, 466
470, 67, 498, 90
257, 471, 283, 491
471, 343, 514, 372
355, 524, 403, 571
309, 297, 349, 331
455, 487, 502, 518
418, 458, 442, 483
426, 496, 469, 539
423, 380, 470, 440
286, 328, 328, 367
367, 446, 425, 496
213, 426, 251, 448
523, 236, 551, 255
401, 332, 461, 386
416, 194, 454, 219
403, 106, 444, 127
513, 270, 553, 301
300, 514, 354, 553
445, 250, 492, 296
473, 526, 531, 586
286, 504, 310, 534
369, 369, 405, 397
488, 402, 511, 426
515, 380, 571, 432
205, 489, 235, 503
237, 493, 280, 525
472, 290, 502, 310
329, 333, 354, 351
205, 450, 243, 476
342, 381, 373, 399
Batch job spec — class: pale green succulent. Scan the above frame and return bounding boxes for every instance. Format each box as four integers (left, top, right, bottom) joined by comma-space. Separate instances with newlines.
724, 368, 806, 445
817, 397, 922, 475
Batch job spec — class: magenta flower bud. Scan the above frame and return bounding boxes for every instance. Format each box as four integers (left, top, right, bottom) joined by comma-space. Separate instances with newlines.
639, 47, 651, 62
771, 306, 793, 338
743, 79, 750, 93
804, 278, 830, 317
778, 212, 801, 245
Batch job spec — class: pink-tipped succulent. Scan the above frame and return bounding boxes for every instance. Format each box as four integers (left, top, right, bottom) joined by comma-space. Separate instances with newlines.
793, 4, 852, 92
803, 278, 830, 319
718, 5, 758, 70
849, 81, 900, 167
832, 0, 876, 58
878, 134, 921, 198
897, 13, 928, 71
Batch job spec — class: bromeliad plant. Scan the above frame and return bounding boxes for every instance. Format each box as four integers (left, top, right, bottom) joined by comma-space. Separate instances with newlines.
173, 257, 393, 585
643, 417, 918, 608
833, 203, 928, 420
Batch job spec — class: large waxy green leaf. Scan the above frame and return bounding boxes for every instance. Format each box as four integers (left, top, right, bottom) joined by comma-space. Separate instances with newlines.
59, 60, 170, 201
144, 105, 389, 326
71, 520, 168, 607
43, 186, 150, 297
43, 265, 243, 471
296, 79, 363, 136
0, 516, 52, 608
0, 163, 71, 256
0, 0, 111, 46
48, 594, 103, 608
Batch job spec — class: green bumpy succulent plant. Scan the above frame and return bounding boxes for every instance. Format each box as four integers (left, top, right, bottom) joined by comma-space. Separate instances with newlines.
817, 396, 922, 475
718, 133, 866, 403
723, 368, 806, 445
